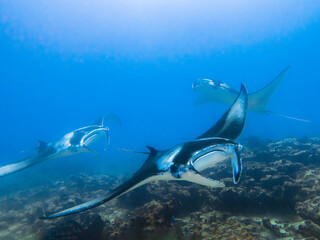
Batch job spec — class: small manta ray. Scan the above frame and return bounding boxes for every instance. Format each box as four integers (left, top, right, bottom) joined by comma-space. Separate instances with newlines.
0, 114, 121, 178
41, 84, 248, 220
193, 66, 309, 122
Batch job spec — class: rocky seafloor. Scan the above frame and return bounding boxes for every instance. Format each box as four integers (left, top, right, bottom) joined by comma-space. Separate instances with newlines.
0, 136, 320, 240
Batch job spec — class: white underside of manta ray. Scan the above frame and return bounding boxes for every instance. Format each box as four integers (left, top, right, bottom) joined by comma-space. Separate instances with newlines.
0, 113, 121, 178
193, 66, 309, 122
41, 84, 248, 219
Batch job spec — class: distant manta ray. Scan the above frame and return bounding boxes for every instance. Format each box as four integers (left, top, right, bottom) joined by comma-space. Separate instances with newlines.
193, 66, 309, 122
0, 113, 121, 178
41, 84, 248, 220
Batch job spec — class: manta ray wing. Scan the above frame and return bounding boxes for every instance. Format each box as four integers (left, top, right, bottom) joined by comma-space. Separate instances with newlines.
194, 80, 239, 105
248, 65, 291, 112
41, 150, 161, 219
197, 83, 248, 140
40, 195, 108, 220
0, 147, 56, 178
41, 168, 155, 219
0, 157, 40, 178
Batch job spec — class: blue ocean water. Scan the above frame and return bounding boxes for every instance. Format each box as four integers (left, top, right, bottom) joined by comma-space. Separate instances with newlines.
0, 3, 320, 237
0, 1, 319, 176
1, 1, 320, 176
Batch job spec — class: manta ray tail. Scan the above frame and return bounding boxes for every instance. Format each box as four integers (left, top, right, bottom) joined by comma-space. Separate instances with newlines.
117, 146, 159, 155
248, 65, 291, 112
266, 110, 311, 123
117, 148, 150, 154
197, 83, 248, 140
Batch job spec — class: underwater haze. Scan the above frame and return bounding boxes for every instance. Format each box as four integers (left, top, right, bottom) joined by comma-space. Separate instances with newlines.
0, 1, 320, 239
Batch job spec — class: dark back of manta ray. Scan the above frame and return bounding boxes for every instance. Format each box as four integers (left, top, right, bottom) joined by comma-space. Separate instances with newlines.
198, 109, 245, 140
197, 84, 248, 141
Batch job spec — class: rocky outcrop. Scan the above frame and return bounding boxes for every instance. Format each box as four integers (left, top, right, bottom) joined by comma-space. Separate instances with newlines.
0, 137, 319, 239
106, 199, 177, 240
39, 214, 104, 240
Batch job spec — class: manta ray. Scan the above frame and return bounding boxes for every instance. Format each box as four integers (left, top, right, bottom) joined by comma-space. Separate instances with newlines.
41, 84, 248, 220
193, 66, 309, 122
0, 114, 121, 178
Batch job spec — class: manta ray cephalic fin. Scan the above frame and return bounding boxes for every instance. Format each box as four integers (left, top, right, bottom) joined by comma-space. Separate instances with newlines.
231, 145, 242, 184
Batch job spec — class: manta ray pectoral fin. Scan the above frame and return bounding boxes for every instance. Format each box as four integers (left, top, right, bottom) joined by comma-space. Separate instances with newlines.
0, 156, 46, 178
41, 171, 151, 219
248, 65, 292, 112
83, 145, 100, 158
41, 176, 154, 220
231, 146, 242, 184
194, 94, 211, 105
197, 83, 248, 140
182, 171, 225, 188
40, 196, 106, 220
104, 113, 122, 127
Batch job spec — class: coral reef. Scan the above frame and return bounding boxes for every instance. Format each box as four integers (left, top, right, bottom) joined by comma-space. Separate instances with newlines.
0, 137, 320, 239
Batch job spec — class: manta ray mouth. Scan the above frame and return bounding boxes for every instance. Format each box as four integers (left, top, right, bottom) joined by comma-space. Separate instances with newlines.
191, 144, 243, 184
192, 149, 228, 174
81, 128, 110, 147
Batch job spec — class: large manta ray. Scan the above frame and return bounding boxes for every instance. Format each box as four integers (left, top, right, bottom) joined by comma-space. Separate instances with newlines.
41, 84, 248, 220
0, 114, 121, 178
193, 66, 308, 122
193, 66, 291, 112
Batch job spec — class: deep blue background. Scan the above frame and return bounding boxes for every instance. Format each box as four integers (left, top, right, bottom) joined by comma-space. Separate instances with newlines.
0, 0, 319, 177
